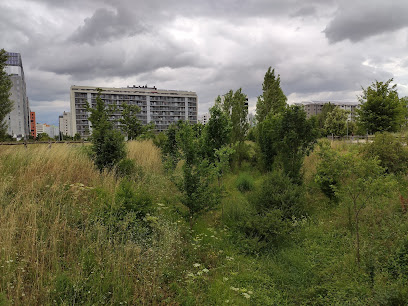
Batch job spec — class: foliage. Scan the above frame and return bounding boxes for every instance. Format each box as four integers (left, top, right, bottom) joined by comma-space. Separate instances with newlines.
324, 106, 349, 136
119, 103, 143, 140
87, 88, 126, 171
316, 102, 336, 133
363, 132, 408, 174
201, 105, 231, 163
357, 79, 404, 133
256, 67, 287, 123
0, 49, 13, 140
315, 140, 342, 201
36, 132, 51, 141
235, 172, 255, 192
258, 105, 317, 182
161, 123, 180, 171
175, 122, 220, 225
254, 170, 305, 219
219, 89, 249, 144
115, 158, 137, 177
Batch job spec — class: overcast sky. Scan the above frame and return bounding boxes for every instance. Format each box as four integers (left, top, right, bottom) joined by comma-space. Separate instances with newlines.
1, 0, 408, 125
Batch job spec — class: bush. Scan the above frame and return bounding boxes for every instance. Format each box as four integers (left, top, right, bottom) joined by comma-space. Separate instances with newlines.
235, 172, 255, 192
115, 158, 144, 179
254, 170, 306, 219
363, 132, 408, 174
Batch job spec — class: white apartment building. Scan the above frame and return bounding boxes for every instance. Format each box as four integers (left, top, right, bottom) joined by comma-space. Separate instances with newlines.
4, 52, 30, 140
59, 111, 72, 137
199, 113, 210, 125
70, 85, 198, 137
296, 101, 360, 121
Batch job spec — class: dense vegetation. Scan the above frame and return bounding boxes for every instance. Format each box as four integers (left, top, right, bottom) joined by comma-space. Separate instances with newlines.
1, 67, 408, 304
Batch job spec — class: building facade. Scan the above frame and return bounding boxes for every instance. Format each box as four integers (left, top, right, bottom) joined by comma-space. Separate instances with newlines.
295, 101, 360, 121
4, 52, 30, 140
59, 111, 72, 137
70, 85, 198, 137
30, 111, 36, 138
199, 113, 210, 125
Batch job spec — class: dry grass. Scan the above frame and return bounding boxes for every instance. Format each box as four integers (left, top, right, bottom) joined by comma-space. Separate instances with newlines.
127, 140, 163, 174
0, 142, 181, 304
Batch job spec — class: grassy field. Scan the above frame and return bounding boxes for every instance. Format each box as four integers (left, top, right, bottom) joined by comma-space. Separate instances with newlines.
0, 140, 407, 305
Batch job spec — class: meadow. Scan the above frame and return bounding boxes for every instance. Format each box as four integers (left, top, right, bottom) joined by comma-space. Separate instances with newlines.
0, 139, 407, 305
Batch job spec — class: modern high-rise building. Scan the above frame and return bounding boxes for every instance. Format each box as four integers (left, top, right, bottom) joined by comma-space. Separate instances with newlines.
59, 111, 72, 137
4, 52, 30, 140
70, 85, 198, 137
295, 101, 360, 121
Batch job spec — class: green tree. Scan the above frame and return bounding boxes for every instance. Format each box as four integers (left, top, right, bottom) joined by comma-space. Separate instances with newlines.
256, 67, 287, 123
216, 89, 249, 166
175, 122, 219, 228
363, 132, 408, 174
258, 105, 317, 183
0, 49, 13, 140
324, 106, 349, 136
162, 123, 181, 171
119, 103, 142, 140
201, 104, 231, 162
87, 88, 126, 171
315, 102, 336, 133
357, 79, 404, 133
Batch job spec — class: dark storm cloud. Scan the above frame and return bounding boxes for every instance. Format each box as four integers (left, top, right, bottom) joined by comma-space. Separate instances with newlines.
324, 0, 408, 43
69, 7, 146, 44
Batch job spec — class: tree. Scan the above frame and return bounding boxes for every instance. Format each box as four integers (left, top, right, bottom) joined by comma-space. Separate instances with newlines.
0, 49, 13, 140
357, 79, 404, 133
315, 102, 336, 132
256, 67, 287, 123
87, 88, 126, 171
216, 89, 249, 165
162, 123, 181, 171
175, 122, 219, 228
258, 105, 317, 183
119, 103, 142, 140
324, 106, 349, 136
201, 104, 231, 163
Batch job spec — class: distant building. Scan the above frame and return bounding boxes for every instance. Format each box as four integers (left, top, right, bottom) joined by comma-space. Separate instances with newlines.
36, 123, 59, 139
30, 112, 36, 138
59, 111, 72, 137
295, 101, 360, 121
70, 85, 198, 137
4, 52, 30, 140
199, 113, 210, 125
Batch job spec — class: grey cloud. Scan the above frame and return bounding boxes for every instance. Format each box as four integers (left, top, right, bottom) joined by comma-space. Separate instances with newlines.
69, 7, 146, 44
324, 0, 408, 43
291, 6, 317, 18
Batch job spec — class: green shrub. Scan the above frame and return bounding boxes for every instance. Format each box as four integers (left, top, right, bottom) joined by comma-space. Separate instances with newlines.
363, 132, 408, 174
235, 172, 254, 192
254, 170, 306, 219
115, 158, 144, 179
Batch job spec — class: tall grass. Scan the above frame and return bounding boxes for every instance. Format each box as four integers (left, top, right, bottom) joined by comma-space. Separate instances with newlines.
0, 142, 181, 304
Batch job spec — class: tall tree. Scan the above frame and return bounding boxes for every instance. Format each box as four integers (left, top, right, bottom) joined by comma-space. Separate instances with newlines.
87, 88, 126, 171
256, 67, 287, 123
357, 79, 404, 133
258, 105, 317, 183
175, 121, 219, 228
324, 106, 349, 136
119, 103, 143, 140
0, 49, 13, 140
201, 104, 231, 163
